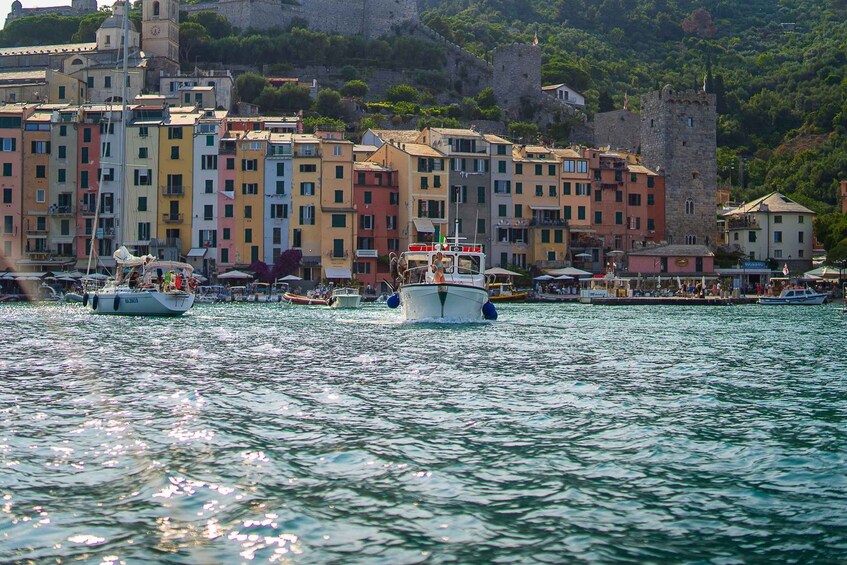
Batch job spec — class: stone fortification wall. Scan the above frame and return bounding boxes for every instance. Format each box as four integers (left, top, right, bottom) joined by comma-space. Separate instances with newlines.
184, 0, 417, 39
593, 109, 640, 153
640, 86, 717, 246
492, 44, 541, 120
412, 23, 492, 95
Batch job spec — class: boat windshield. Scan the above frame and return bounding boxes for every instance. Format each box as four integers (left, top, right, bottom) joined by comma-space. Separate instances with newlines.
457, 255, 480, 275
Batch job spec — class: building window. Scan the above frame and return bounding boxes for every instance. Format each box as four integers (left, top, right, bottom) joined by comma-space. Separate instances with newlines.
276, 181, 285, 195
201, 155, 217, 169
685, 200, 695, 215
205, 179, 214, 194
35, 189, 45, 203
168, 127, 183, 140
333, 239, 344, 258
138, 196, 147, 211
104, 76, 111, 88
225, 204, 233, 218
223, 228, 230, 240
221, 248, 229, 263
36, 165, 45, 178
687, 117, 694, 127
226, 158, 235, 170
774, 231, 782, 243
335, 190, 344, 203
241, 159, 257, 171
615, 211, 622, 225
242, 183, 258, 195
685, 234, 697, 244
477, 219, 485, 233
300, 182, 315, 196
798, 231, 804, 243
748, 231, 756, 243
774, 249, 783, 258
245, 228, 252, 243
331, 214, 346, 228
204, 205, 214, 221
336, 165, 344, 179
2, 188, 10, 203
774, 215, 782, 224
594, 190, 602, 202
498, 204, 507, 217
594, 211, 602, 224
478, 186, 485, 204
139, 147, 148, 159
171, 146, 179, 160
564, 206, 571, 220
578, 206, 586, 221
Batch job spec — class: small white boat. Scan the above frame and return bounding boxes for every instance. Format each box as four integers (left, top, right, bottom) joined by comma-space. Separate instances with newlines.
329, 287, 362, 309
388, 239, 496, 322
84, 247, 196, 316
758, 287, 827, 305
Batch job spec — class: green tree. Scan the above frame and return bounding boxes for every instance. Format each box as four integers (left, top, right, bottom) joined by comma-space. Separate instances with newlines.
476, 87, 496, 109
179, 22, 210, 63
385, 85, 418, 103
508, 122, 539, 143
598, 90, 615, 112
235, 73, 268, 104
0, 14, 80, 46
340, 80, 368, 99
314, 89, 345, 119
187, 11, 232, 39
71, 12, 111, 42
277, 83, 313, 113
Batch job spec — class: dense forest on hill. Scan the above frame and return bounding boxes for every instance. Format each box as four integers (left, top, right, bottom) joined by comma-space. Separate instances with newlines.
421, 0, 847, 216
2, 1, 847, 228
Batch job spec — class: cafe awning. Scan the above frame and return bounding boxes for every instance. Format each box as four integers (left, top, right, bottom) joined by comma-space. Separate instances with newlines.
187, 248, 209, 258
413, 218, 435, 233
325, 267, 352, 279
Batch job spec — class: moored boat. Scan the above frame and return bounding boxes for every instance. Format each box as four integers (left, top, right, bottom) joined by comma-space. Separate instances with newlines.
328, 287, 362, 309
283, 292, 329, 306
85, 247, 196, 316
488, 282, 528, 303
758, 287, 827, 305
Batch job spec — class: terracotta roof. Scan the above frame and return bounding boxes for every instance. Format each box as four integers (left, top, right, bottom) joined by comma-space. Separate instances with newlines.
429, 127, 480, 136
354, 161, 392, 172
628, 245, 714, 257
627, 165, 659, 176
723, 192, 814, 215
0, 43, 96, 56
482, 134, 510, 144
395, 142, 444, 158
369, 129, 420, 143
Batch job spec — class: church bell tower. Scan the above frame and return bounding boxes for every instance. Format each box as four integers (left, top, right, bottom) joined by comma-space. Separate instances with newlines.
142, 0, 180, 74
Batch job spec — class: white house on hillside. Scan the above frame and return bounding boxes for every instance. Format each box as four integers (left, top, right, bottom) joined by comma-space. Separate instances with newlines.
541, 83, 585, 108
722, 192, 815, 272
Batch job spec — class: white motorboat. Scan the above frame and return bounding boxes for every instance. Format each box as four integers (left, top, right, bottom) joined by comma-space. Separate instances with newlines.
329, 287, 362, 309
84, 247, 196, 316
758, 287, 828, 305
388, 240, 497, 322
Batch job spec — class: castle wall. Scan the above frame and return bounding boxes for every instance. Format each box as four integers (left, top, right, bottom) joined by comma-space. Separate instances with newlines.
593, 109, 640, 153
492, 44, 541, 120
640, 86, 717, 247
185, 0, 417, 39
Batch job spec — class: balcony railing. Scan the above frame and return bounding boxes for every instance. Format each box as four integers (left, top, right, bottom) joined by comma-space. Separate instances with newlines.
162, 213, 184, 224
726, 217, 760, 230
327, 250, 349, 258
48, 205, 74, 216
162, 185, 184, 196
26, 227, 48, 235
80, 204, 97, 216
530, 218, 568, 227
25, 247, 49, 255
356, 249, 378, 258
150, 237, 182, 248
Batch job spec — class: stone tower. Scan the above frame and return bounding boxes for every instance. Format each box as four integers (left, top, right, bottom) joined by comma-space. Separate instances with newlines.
142, 0, 180, 75
492, 44, 541, 120
640, 86, 717, 247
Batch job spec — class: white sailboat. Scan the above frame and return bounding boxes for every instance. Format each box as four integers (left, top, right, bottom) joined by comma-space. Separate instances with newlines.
83, 3, 196, 316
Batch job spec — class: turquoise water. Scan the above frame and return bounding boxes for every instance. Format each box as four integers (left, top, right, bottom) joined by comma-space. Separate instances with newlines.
1, 301, 846, 562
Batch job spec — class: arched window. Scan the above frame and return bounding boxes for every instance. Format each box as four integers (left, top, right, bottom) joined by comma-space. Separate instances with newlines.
71, 58, 83, 65
685, 234, 697, 245
685, 200, 695, 215
153, 1, 160, 16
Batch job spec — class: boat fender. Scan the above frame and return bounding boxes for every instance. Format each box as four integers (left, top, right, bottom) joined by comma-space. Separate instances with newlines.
113, 295, 120, 311
82, 292, 89, 307
482, 301, 498, 320
386, 292, 400, 309
91, 294, 99, 310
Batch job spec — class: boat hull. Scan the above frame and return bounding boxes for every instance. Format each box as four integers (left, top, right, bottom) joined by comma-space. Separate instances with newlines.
488, 292, 528, 303
399, 283, 489, 321
91, 289, 195, 316
284, 293, 329, 306
758, 295, 827, 305
330, 295, 362, 309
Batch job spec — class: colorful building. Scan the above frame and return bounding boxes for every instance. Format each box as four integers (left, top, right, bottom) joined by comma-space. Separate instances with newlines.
353, 160, 398, 290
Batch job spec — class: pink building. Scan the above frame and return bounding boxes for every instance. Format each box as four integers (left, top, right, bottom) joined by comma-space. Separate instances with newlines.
75, 113, 101, 268
353, 161, 398, 293
0, 105, 29, 270
627, 244, 715, 275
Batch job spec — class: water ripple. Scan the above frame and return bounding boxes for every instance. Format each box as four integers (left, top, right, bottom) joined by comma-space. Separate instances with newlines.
0, 301, 846, 562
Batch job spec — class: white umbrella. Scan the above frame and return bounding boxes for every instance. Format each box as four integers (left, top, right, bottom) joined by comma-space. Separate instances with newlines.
574, 252, 592, 259
484, 267, 521, 277
278, 274, 303, 281
554, 274, 573, 280
534, 275, 554, 281
217, 270, 254, 279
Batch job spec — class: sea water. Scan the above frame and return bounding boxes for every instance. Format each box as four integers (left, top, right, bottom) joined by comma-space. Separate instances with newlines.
1, 301, 845, 562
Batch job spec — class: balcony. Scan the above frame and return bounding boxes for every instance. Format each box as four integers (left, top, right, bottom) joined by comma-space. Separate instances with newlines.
162, 185, 185, 197
356, 249, 378, 258
150, 237, 182, 249
597, 182, 621, 190
26, 227, 48, 235
530, 218, 568, 227
48, 205, 74, 216
326, 250, 349, 258
726, 216, 760, 230
25, 247, 49, 256
98, 228, 117, 239
80, 204, 97, 216
162, 213, 184, 224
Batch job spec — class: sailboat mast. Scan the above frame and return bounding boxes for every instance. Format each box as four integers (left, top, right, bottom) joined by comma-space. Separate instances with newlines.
118, 0, 129, 214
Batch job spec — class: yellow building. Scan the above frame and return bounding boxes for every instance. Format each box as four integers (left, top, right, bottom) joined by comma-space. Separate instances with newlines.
317, 131, 356, 281
232, 130, 267, 265
554, 147, 595, 268
156, 108, 198, 257
370, 141, 448, 248
21, 110, 52, 263
291, 134, 321, 280
123, 105, 163, 256
512, 144, 567, 269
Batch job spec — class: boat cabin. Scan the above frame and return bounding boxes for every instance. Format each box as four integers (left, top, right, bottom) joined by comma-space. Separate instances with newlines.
400, 244, 485, 286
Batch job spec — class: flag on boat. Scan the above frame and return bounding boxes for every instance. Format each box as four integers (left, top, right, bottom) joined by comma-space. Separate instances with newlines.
439, 233, 446, 245
783, 263, 789, 276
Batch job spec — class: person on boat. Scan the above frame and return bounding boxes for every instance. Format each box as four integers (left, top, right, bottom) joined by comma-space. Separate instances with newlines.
432, 252, 446, 283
